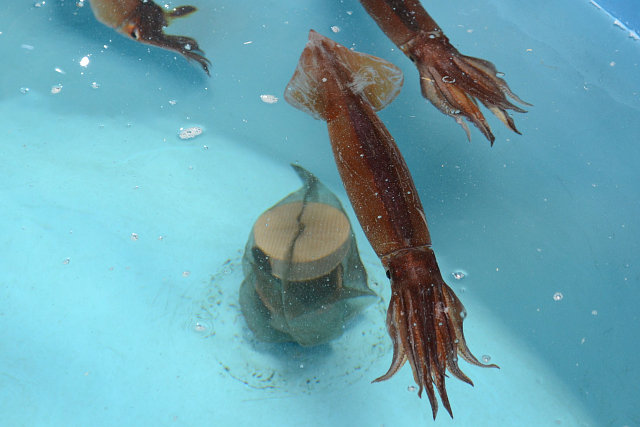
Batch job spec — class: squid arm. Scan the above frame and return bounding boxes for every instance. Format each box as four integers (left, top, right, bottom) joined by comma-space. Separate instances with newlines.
359, 0, 529, 144
88, 0, 211, 75
285, 30, 497, 419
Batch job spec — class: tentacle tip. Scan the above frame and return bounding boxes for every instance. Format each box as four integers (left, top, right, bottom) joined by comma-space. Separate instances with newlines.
444, 405, 454, 419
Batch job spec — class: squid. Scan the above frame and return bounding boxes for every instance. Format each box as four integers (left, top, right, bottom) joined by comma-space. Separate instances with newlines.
359, 0, 529, 144
285, 30, 497, 419
87, 0, 211, 74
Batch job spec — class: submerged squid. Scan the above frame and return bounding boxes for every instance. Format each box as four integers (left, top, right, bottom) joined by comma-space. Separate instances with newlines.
359, 0, 529, 144
88, 0, 211, 74
285, 31, 496, 419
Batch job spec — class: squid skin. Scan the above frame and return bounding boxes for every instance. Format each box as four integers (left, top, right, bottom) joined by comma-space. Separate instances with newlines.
285, 30, 497, 419
88, 0, 211, 75
359, 0, 530, 144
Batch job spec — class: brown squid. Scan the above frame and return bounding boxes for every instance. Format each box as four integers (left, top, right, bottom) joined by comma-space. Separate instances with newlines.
359, 0, 529, 144
88, 0, 211, 74
285, 30, 497, 419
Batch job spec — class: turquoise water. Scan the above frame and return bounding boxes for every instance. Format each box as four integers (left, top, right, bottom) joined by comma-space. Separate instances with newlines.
1, 0, 638, 426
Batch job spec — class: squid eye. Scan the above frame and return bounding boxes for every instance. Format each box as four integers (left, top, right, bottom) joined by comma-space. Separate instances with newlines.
129, 27, 141, 40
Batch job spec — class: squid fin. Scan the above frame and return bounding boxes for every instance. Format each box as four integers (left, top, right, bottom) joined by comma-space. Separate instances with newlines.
285, 30, 403, 120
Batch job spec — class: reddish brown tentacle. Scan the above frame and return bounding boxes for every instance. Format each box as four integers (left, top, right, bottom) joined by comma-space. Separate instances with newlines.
358, 0, 529, 143
406, 33, 527, 144
376, 247, 497, 419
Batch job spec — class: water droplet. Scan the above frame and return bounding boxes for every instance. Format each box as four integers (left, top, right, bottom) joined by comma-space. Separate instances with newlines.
482, 355, 491, 363
79, 56, 90, 67
442, 75, 456, 83
591, 309, 598, 316
168, 100, 177, 105
451, 270, 466, 280
90, 82, 100, 89
194, 322, 206, 332
553, 292, 563, 301
19, 87, 30, 94
331, 26, 340, 33
459, 310, 467, 319
182, 271, 191, 278
496, 72, 505, 78
50, 84, 62, 94
407, 385, 416, 392
184, 43, 191, 51
130, 233, 139, 241
62, 257, 71, 265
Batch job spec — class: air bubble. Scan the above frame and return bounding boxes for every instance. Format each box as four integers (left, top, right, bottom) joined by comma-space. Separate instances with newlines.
451, 270, 466, 280
482, 355, 491, 363
260, 94, 279, 104
553, 292, 563, 301
178, 126, 203, 140
442, 75, 456, 83
188, 318, 212, 335
496, 72, 505, 78
407, 385, 416, 392
331, 26, 340, 33
19, 87, 30, 94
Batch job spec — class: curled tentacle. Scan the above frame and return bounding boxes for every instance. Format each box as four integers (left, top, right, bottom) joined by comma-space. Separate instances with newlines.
374, 246, 498, 419
404, 33, 529, 144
